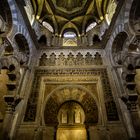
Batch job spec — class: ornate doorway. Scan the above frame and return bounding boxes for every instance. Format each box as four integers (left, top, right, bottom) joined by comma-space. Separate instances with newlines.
57, 101, 87, 140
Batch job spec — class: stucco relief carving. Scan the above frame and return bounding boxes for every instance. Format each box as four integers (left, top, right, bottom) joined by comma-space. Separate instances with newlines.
57, 53, 66, 66
44, 87, 98, 125
24, 68, 119, 123
39, 52, 103, 66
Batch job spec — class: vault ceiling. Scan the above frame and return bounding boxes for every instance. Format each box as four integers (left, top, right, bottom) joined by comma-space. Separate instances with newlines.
31, 0, 110, 34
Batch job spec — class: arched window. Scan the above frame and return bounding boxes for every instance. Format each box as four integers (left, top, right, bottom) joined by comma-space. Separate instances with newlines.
63, 32, 76, 38
86, 22, 97, 32
42, 21, 54, 33
63, 31, 77, 46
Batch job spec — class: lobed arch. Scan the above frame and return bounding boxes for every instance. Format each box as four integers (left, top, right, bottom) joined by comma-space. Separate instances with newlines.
0, 37, 14, 56
0, 56, 20, 73
122, 56, 140, 71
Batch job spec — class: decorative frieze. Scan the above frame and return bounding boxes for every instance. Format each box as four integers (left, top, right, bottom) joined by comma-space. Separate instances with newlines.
39, 52, 103, 66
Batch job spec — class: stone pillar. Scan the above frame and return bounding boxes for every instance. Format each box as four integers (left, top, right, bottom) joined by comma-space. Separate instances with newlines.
2, 96, 15, 140
51, 35, 55, 46
77, 36, 81, 46
55, 34, 59, 47
119, 98, 136, 139
2, 95, 21, 140
58, 36, 62, 47
81, 34, 88, 46
17, 66, 29, 97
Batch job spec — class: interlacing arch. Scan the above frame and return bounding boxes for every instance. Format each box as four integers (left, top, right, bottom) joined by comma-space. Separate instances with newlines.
14, 33, 31, 65
124, 0, 133, 24
110, 31, 128, 65
7, 0, 18, 25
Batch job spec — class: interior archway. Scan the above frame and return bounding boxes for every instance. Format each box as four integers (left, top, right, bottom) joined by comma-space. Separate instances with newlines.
111, 32, 128, 65
63, 31, 77, 46
57, 101, 87, 140
14, 34, 30, 64
44, 86, 98, 126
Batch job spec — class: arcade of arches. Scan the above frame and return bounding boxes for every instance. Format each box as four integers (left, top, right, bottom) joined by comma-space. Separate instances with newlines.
0, 0, 140, 140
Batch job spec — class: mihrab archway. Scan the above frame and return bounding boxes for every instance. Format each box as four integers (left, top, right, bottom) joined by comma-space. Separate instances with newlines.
43, 85, 99, 140
43, 85, 99, 126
